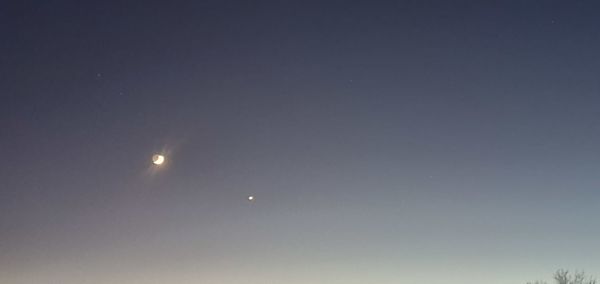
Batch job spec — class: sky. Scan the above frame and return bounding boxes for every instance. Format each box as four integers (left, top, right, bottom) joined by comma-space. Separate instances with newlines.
2, 1, 600, 283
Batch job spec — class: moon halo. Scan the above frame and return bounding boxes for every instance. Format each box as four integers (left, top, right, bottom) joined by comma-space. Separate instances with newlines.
152, 154, 165, 165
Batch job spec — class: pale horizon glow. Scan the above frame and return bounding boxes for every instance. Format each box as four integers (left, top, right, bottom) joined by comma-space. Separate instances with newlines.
2, 1, 600, 284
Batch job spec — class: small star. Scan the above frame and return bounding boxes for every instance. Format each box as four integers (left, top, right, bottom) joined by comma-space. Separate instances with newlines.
248, 195, 255, 201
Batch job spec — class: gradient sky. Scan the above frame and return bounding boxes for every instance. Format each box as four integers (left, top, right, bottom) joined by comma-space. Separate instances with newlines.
2, 1, 600, 283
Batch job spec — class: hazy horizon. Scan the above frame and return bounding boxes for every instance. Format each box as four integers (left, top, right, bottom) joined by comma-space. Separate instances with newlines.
2, 1, 600, 283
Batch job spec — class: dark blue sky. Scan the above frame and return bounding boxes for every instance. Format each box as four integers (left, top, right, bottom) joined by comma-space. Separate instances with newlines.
2, 1, 600, 283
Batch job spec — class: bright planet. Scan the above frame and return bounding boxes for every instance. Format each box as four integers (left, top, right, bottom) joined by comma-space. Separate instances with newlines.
152, 154, 165, 165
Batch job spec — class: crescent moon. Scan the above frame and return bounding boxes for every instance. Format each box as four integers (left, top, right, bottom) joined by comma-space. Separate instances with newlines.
152, 154, 165, 165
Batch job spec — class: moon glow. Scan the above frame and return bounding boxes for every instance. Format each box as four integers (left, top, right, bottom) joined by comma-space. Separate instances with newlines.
152, 154, 165, 165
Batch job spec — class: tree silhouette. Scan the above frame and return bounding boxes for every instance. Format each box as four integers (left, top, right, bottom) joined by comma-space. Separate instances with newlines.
527, 270, 596, 284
